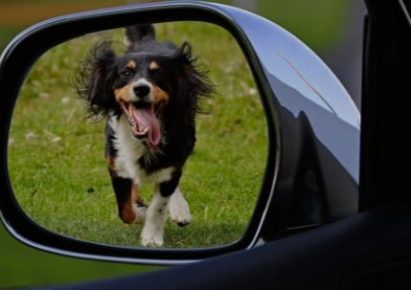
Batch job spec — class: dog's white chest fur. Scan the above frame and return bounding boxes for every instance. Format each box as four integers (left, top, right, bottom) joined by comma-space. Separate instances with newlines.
109, 115, 173, 185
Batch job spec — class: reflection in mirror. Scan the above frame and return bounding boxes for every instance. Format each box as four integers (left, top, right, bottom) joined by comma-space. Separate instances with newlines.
9, 21, 268, 248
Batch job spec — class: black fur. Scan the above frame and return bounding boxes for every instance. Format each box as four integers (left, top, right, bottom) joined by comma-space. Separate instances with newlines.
76, 24, 213, 225
76, 41, 118, 117
126, 24, 155, 49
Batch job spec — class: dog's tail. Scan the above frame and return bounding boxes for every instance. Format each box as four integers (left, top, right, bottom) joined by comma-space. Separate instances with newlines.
126, 24, 155, 49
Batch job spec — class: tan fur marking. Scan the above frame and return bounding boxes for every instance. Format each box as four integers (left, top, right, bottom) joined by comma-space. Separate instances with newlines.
121, 206, 136, 224
107, 155, 116, 170
120, 185, 145, 224
127, 60, 137, 70
149, 61, 159, 71
114, 84, 134, 103
153, 85, 169, 105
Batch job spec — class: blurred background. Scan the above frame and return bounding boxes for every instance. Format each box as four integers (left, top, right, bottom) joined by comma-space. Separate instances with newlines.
0, 0, 365, 288
0, 0, 365, 106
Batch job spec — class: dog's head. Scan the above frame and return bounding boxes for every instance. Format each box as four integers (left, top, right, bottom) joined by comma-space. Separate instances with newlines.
77, 24, 212, 150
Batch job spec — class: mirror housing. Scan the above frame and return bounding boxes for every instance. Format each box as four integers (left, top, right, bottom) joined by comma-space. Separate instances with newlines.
0, 1, 360, 264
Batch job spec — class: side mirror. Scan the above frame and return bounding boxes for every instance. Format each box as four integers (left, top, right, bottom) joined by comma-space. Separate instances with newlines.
0, 1, 360, 265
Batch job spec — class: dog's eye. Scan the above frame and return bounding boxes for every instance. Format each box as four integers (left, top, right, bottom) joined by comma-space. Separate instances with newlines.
150, 68, 162, 77
121, 70, 133, 77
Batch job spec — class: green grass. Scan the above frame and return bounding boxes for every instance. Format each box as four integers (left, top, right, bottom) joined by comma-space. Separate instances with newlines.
257, 0, 349, 52
8, 22, 268, 249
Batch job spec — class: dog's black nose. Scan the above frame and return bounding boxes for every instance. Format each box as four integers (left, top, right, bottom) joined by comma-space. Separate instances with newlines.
133, 85, 150, 98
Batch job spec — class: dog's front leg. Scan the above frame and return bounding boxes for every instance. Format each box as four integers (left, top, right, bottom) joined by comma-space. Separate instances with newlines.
109, 168, 147, 224
141, 170, 181, 247
169, 187, 192, 227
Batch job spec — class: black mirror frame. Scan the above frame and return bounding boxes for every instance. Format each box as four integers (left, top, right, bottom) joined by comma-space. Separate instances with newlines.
0, 2, 279, 264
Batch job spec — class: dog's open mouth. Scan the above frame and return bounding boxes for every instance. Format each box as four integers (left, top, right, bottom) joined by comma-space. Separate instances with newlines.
120, 102, 161, 149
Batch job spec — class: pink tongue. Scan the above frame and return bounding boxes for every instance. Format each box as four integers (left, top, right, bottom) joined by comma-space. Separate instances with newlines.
131, 107, 161, 149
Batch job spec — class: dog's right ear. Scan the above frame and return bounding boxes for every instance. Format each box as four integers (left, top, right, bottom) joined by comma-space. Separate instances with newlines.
125, 24, 155, 50
76, 41, 117, 116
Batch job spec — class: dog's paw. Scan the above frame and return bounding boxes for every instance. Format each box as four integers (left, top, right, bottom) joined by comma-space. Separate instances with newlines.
132, 203, 147, 223
141, 226, 164, 247
120, 203, 147, 224
169, 191, 192, 227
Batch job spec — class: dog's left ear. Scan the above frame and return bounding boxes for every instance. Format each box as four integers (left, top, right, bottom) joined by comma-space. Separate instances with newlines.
176, 42, 214, 104
76, 41, 117, 117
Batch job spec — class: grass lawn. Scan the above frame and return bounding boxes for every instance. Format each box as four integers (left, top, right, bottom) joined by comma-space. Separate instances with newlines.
8, 22, 268, 249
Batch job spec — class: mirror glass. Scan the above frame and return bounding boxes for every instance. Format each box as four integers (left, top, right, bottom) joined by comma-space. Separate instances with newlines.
8, 21, 268, 248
